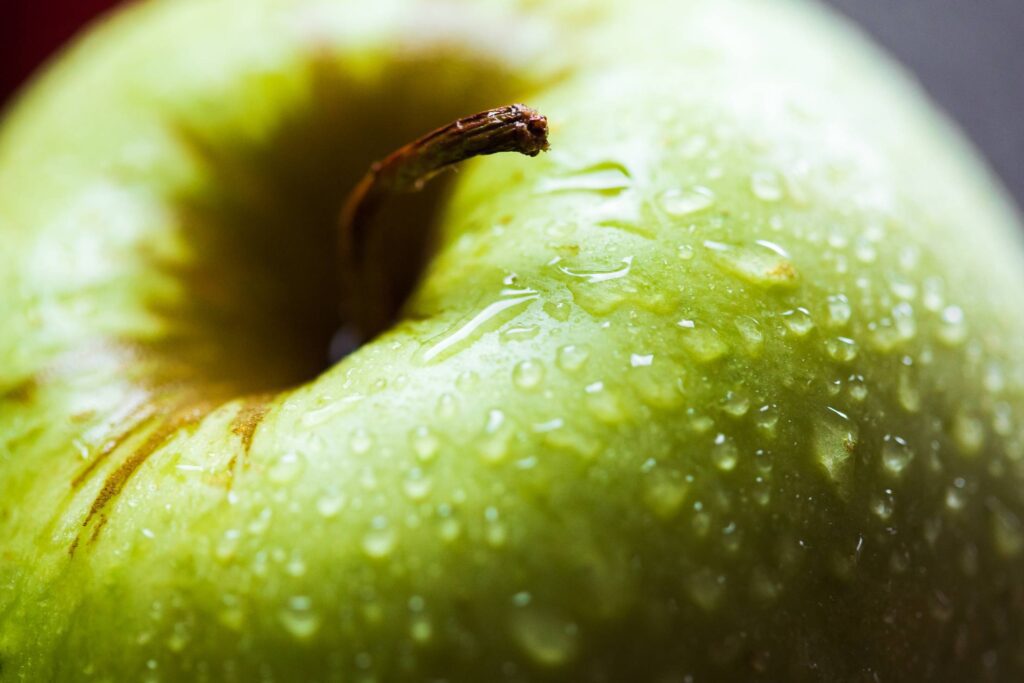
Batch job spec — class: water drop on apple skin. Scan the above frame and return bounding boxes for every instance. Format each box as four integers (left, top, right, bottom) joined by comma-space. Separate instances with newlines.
556, 344, 589, 373
361, 518, 397, 560
509, 606, 579, 667
512, 359, 545, 391
881, 435, 914, 477
279, 596, 320, 640
658, 186, 716, 217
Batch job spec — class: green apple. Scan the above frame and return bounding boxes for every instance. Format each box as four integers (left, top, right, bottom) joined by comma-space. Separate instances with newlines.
2, 0, 1023, 680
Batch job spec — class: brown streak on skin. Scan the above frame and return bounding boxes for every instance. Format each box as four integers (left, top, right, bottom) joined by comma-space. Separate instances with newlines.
230, 394, 272, 455
1, 377, 38, 403
73, 402, 212, 551
70, 404, 159, 489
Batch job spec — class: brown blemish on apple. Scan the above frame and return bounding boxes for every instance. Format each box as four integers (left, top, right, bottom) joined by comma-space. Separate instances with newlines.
767, 261, 798, 283
1, 377, 38, 403
72, 402, 212, 553
231, 394, 272, 454
71, 403, 159, 489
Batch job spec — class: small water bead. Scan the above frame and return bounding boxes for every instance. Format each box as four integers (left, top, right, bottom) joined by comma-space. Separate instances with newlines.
990, 499, 1024, 558
659, 186, 716, 217
435, 392, 457, 420
479, 409, 514, 463
945, 478, 968, 511
881, 435, 914, 477
781, 307, 814, 337
502, 325, 541, 342
892, 302, 917, 340
279, 596, 320, 640
362, 518, 397, 559
677, 244, 695, 260
953, 411, 985, 456
556, 344, 590, 373
751, 476, 772, 506
923, 277, 945, 312
316, 490, 346, 518
556, 256, 633, 283
409, 425, 440, 462
721, 391, 750, 418
512, 360, 545, 391
871, 489, 895, 520
402, 468, 433, 501
734, 316, 765, 355
847, 375, 868, 402
755, 404, 779, 438
644, 471, 689, 519
712, 433, 739, 472
678, 321, 729, 363
826, 294, 852, 328
630, 353, 654, 367
215, 529, 242, 562
897, 362, 921, 413
825, 336, 858, 363
584, 382, 626, 423
351, 429, 373, 455
750, 170, 785, 202
267, 450, 305, 484
456, 370, 481, 391
687, 568, 726, 612
938, 305, 967, 346
510, 607, 579, 667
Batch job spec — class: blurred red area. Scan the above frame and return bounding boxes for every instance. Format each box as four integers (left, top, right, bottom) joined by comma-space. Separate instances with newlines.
1, 0, 119, 107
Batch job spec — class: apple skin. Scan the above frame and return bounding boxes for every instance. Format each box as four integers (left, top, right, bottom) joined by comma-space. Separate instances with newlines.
1, 0, 1023, 680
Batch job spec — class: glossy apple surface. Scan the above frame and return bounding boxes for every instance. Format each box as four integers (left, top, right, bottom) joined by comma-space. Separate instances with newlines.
1, 0, 1023, 680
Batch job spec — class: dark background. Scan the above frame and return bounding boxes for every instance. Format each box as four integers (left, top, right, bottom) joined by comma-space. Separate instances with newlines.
2, 0, 1022, 211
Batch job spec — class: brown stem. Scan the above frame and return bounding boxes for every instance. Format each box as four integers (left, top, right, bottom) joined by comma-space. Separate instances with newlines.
338, 104, 549, 341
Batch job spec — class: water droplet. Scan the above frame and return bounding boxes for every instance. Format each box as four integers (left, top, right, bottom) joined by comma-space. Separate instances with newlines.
677, 244, 695, 260
712, 433, 738, 471
814, 407, 858, 493
704, 240, 798, 288
826, 294, 852, 328
438, 517, 462, 543
584, 382, 626, 423
557, 256, 633, 283
881, 435, 914, 477
897, 363, 921, 413
557, 344, 590, 373
782, 307, 815, 337
847, 374, 868, 402
938, 305, 967, 346
485, 506, 508, 547
892, 302, 917, 340
953, 411, 985, 456
825, 336, 858, 363
409, 615, 433, 644
721, 391, 750, 418
945, 479, 967, 511
479, 409, 515, 463
510, 607, 579, 667
316, 490, 345, 517
990, 499, 1024, 558
644, 471, 689, 519
402, 468, 433, 501
630, 353, 654, 367
923, 277, 945, 311
658, 186, 716, 217
750, 170, 785, 202
409, 425, 440, 462
351, 429, 373, 455
513, 360, 545, 391
362, 518, 397, 559
734, 316, 765, 355
537, 165, 631, 194
687, 568, 726, 611
215, 529, 242, 562
435, 392, 457, 420
268, 451, 305, 484
543, 301, 571, 321
755, 404, 780, 437
422, 293, 538, 362
501, 325, 541, 342
280, 596, 320, 640
871, 489, 895, 520
678, 322, 729, 363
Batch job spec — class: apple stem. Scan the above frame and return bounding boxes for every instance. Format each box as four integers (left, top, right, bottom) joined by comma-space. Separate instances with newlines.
338, 104, 549, 341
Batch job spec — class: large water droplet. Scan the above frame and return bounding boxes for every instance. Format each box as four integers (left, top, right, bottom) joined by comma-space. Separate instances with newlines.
644, 470, 689, 519
734, 316, 765, 355
409, 425, 440, 462
537, 164, 631, 194
422, 292, 538, 362
826, 294, 852, 328
782, 307, 815, 337
678, 321, 729, 363
556, 256, 633, 283
584, 382, 626, 423
658, 186, 716, 217
938, 305, 967, 346
704, 240, 798, 288
825, 336, 858, 363
479, 409, 515, 463
814, 407, 858, 493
